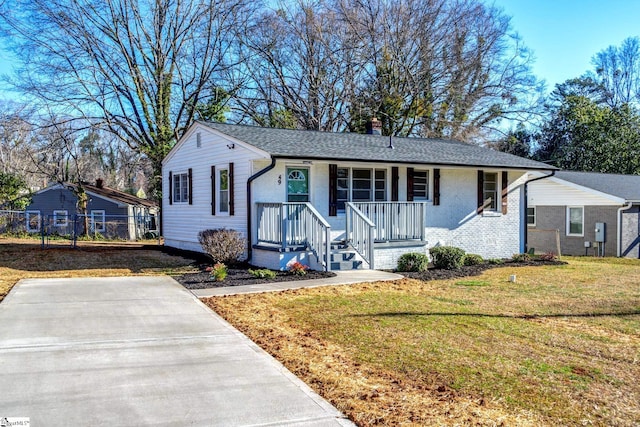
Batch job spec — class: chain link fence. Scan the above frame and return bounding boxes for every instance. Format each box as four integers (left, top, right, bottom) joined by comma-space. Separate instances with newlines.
0, 210, 159, 248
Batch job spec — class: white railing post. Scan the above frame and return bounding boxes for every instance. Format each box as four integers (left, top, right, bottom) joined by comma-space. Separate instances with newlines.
280, 203, 287, 250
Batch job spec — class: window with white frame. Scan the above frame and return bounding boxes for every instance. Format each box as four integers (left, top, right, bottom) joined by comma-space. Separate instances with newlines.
413, 170, 429, 200
26, 211, 41, 232
219, 168, 229, 213
172, 172, 189, 203
336, 167, 387, 211
567, 206, 584, 236
526, 207, 536, 226
483, 172, 498, 211
53, 210, 68, 227
91, 210, 106, 232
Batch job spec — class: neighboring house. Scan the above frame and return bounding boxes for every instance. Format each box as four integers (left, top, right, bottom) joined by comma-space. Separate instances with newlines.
527, 171, 640, 258
24, 179, 159, 240
162, 120, 556, 270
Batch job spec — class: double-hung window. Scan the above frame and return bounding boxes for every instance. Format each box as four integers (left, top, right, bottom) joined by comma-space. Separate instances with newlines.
567, 206, 584, 236
173, 172, 189, 203
219, 168, 229, 213
53, 210, 68, 227
91, 210, 106, 232
413, 170, 429, 200
26, 211, 41, 232
336, 168, 387, 211
527, 207, 536, 226
482, 172, 498, 212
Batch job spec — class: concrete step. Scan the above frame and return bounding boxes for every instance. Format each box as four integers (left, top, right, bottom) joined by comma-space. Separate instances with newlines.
330, 249, 364, 270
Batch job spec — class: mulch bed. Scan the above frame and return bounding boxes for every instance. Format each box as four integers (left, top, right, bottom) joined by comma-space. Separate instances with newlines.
174, 265, 336, 289
400, 259, 566, 281
174, 259, 566, 290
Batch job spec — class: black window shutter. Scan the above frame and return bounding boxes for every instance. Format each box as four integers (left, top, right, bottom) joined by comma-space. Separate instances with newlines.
477, 170, 484, 214
229, 162, 235, 216
328, 164, 337, 216
433, 168, 441, 206
407, 167, 414, 201
391, 167, 399, 201
211, 166, 216, 215
188, 168, 193, 205
501, 171, 508, 214
168, 171, 173, 205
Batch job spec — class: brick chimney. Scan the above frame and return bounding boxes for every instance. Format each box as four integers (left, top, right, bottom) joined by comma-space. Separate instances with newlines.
96, 178, 104, 188
366, 117, 382, 135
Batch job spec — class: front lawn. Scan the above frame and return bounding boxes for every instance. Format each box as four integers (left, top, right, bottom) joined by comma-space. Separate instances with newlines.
205, 257, 640, 426
0, 238, 195, 302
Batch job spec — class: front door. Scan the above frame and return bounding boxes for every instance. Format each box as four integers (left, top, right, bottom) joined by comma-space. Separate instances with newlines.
286, 167, 309, 202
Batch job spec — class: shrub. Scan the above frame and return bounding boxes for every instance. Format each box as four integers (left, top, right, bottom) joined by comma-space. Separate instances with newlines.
210, 263, 227, 281
463, 253, 484, 266
512, 253, 531, 263
397, 252, 430, 272
288, 261, 309, 276
487, 258, 504, 265
248, 268, 276, 279
539, 252, 557, 261
430, 246, 466, 270
198, 228, 246, 264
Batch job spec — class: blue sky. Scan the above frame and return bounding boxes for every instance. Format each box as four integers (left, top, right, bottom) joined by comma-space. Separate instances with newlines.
492, 0, 640, 92
1, 1, 640, 99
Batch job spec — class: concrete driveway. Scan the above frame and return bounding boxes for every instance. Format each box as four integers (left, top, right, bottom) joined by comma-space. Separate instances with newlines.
0, 277, 353, 426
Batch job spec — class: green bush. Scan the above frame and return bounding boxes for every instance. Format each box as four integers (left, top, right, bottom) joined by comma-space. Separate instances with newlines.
487, 258, 505, 265
512, 253, 531, 262
397, 252, 430, 272
248, 268, 277, 279
463, 253, 484, 266
198, 228, 246, 264
430, 246, 466, 270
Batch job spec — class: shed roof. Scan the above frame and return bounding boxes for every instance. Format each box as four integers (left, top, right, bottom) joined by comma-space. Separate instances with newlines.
201, 122, 556, 171
553, 171, 640, 201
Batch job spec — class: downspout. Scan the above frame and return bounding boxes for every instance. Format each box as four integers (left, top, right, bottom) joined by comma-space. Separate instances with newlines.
523, 170, 556, 253
246, 157, 277, 263
617, 201, 635, 257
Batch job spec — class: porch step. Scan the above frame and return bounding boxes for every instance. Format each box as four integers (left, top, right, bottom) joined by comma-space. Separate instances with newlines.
330, 249, 364, 270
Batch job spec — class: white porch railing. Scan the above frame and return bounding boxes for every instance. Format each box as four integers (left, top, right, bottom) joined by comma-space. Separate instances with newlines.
256, 202, 332, 271
345, 203, 375, 269
351, 202, 426, 242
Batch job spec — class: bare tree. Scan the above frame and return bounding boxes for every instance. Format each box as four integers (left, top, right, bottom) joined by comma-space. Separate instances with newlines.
235, 0, 360, 131
0, 0, 255, 197
592, 37, 640, 108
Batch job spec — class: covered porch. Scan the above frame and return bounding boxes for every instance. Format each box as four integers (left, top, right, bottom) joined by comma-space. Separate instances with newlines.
253, 201, 427, 271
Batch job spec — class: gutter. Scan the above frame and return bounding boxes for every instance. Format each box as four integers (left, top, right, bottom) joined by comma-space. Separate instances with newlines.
246, 157, 277, 263
617, 201, 640, 257
523, 170, 556, 253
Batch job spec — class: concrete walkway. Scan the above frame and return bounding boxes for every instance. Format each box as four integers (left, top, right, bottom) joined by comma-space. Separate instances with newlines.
0, 276, 354, 426
191, 269, 404, 297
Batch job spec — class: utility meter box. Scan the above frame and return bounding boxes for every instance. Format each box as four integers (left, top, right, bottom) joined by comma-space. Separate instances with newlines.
595, 222, 606, 242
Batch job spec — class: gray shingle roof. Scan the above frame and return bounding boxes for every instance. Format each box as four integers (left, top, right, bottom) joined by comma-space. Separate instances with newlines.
554, 171, 640, 201
201, 122, 555, 171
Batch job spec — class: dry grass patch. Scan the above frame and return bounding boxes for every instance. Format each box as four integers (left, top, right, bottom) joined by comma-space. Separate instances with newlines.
204, 257, 640, 426
0, 237, 196, 302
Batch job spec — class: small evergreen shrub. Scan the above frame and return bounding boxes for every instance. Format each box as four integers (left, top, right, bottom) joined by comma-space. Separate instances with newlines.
430, 246, 466, 270
512, 253, 531, 262
487, 258, 504, 265
397, 252, 430, 272
198, 228, 246, 264
248, 268, 277, 279
463, 253, 484, 266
